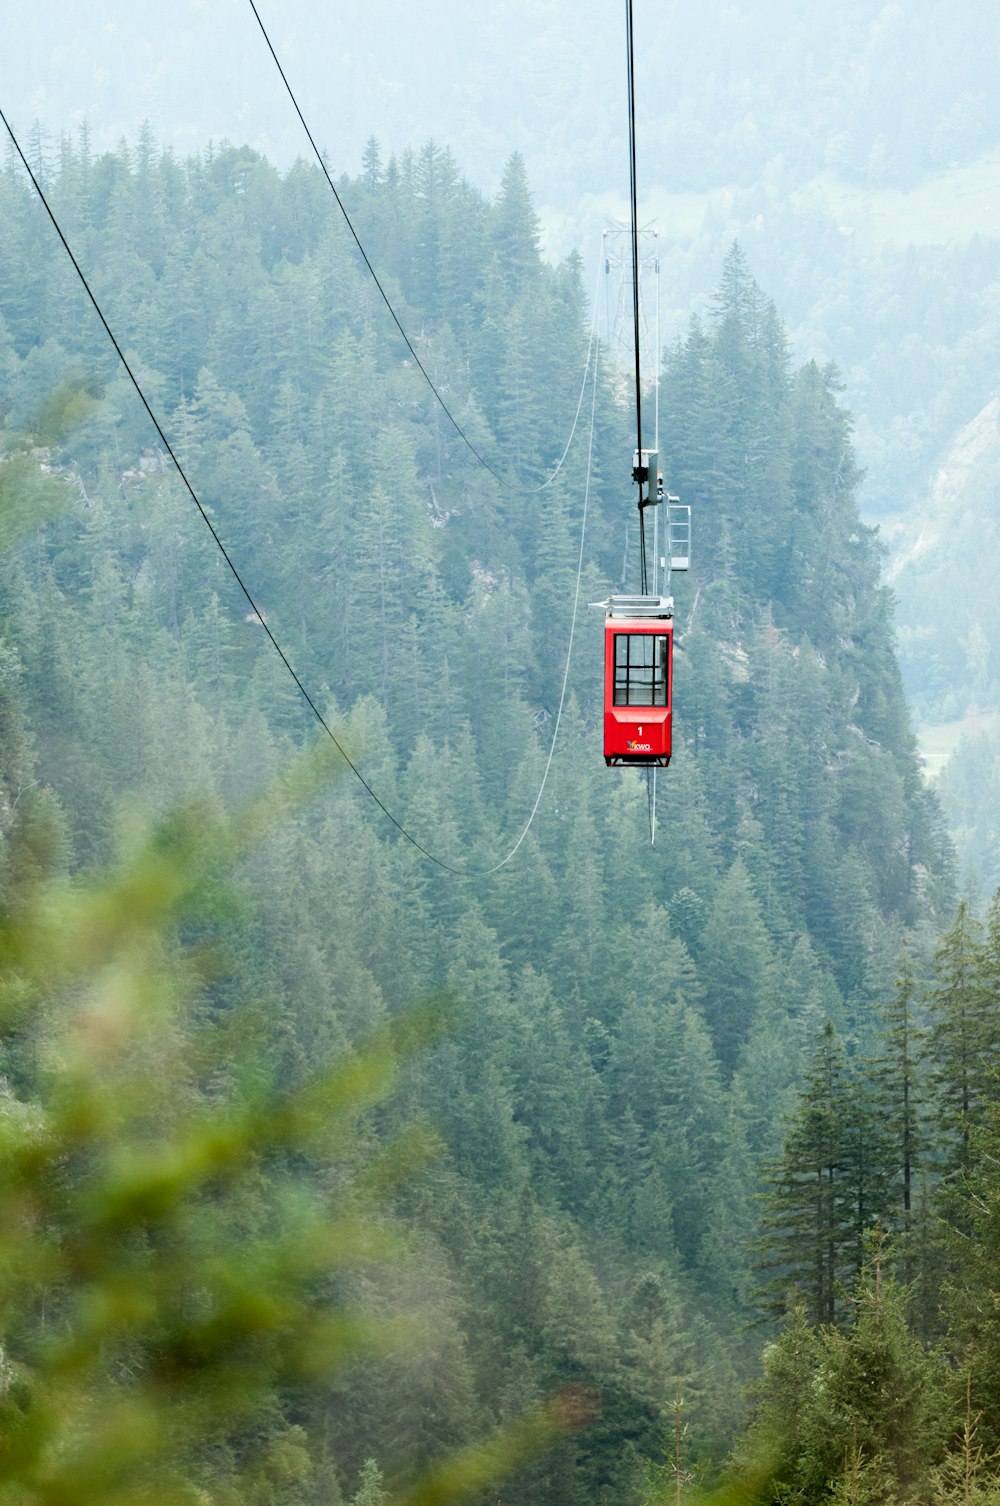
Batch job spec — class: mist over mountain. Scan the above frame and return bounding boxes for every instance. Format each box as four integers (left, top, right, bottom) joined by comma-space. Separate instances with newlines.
12, 1, 997, 197
9, 1, 1000, 781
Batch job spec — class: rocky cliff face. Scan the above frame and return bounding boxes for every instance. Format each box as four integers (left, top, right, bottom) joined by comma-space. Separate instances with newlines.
887, 396, 1000, 725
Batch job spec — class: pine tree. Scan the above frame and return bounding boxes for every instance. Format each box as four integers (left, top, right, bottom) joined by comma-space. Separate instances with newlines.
697, 859, 777, 1073
809, 1229, 948, 1502
352, 1458, 387, 1506
361, 137, 383, 194
490, 152, 541, 297
942, 1092, 1000, 1454
871, 948, 926, 1238
927, 899, 991, 1174
929, 1374, 1000, 1506
741, 1233, 948, 1502
736, 1298, 823, 1497
977, 886, 1000, 1073
755, 1021, 858, 1326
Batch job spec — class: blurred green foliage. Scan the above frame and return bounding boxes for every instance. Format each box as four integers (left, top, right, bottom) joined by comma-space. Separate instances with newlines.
0, 382, 101, 552
0, 760, 478, 1506
0, 450, 70, 554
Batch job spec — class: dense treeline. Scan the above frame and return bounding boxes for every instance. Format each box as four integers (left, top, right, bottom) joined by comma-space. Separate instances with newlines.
0, 129, 960, 1502
742, 895, 1000, 1503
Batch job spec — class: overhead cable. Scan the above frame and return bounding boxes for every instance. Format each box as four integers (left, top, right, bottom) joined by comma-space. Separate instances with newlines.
483, 336, 601, 872
535, 255, 603, 491
247, 0, 595, 501
0, 105, 477, 870
0, 105, 599, 880
246, 1, 506, 485
625, 0, 648, 596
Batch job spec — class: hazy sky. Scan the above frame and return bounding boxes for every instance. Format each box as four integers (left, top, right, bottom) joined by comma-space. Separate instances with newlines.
7, 0, 621, 200
6, 2, 1000, 515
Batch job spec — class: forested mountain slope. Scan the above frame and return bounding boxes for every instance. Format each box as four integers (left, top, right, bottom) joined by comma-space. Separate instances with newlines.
11, 2, 1000, 855
0, 136, 956, 1502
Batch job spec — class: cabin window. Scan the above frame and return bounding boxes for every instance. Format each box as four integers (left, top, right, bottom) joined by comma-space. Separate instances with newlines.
613, 633, 668, 707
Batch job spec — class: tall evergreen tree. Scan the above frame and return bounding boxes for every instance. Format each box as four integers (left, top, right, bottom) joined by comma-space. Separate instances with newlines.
755, 1021, 858, 1326
810, 1230, 947, 1502
943, 1094, 1000, 1455
698, 859, 776, 1073
871, 948, 926, 1236
927, 899, 991, 1173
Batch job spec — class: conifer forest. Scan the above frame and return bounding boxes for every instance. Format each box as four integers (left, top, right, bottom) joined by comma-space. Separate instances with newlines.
2, 115, 1000, 1506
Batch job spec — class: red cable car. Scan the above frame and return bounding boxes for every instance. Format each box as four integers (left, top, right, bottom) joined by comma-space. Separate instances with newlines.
603, 597, 673, 767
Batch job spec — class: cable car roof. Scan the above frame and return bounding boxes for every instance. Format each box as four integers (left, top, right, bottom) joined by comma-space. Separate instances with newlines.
597, 594, 674, 620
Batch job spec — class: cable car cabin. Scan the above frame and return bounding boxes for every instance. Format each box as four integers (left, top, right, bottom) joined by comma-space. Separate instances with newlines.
603, 598, 673, 767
